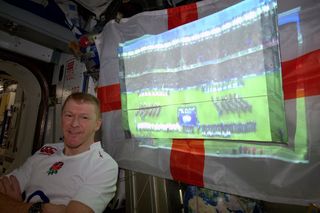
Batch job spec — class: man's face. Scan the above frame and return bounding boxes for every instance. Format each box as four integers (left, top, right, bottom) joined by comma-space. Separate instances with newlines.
61, 99, 101, 155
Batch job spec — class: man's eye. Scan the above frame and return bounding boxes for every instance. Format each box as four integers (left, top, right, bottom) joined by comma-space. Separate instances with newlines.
65, 114, 72, 118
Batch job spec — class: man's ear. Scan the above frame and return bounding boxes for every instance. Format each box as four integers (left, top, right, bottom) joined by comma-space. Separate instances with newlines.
95, 119, 102, 131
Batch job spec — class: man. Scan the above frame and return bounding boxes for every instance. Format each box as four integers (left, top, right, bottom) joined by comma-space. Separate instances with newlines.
0, 92, 118, 213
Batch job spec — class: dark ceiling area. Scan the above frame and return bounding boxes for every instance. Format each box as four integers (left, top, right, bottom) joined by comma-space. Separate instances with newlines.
0, 0, 200, 53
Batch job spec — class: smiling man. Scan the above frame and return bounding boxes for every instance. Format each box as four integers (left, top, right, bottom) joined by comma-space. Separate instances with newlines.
0, 92, 118, 213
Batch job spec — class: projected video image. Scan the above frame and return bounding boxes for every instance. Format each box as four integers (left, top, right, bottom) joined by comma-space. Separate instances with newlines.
119, 0, 287, 142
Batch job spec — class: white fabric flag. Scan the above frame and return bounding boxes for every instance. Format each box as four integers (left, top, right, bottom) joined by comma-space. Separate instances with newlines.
96, 0, 320, 205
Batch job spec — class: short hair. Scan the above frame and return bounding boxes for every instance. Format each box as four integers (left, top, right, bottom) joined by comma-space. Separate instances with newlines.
62, 92, 101, 119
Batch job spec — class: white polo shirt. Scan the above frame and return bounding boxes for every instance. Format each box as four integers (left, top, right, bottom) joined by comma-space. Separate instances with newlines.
10, 142, 118, 213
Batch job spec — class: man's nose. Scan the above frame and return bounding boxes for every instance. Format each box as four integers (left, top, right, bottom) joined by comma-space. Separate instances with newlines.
71, 117, 80, 127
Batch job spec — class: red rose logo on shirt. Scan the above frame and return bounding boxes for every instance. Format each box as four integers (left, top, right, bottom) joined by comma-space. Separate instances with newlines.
47, 161, 64, 175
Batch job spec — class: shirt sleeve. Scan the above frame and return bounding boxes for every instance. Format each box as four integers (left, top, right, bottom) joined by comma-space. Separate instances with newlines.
8, 155, 36, 193
73, 156, 119, 213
